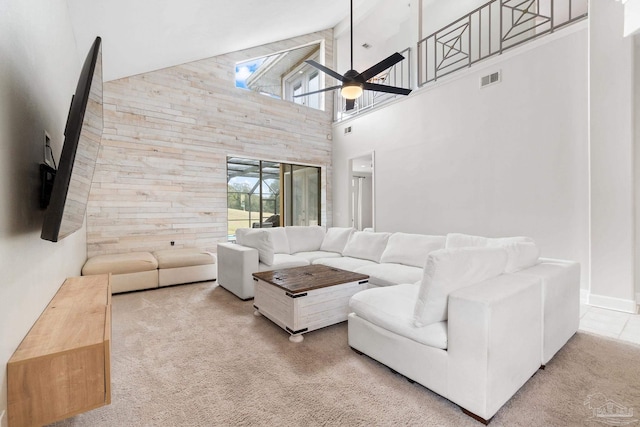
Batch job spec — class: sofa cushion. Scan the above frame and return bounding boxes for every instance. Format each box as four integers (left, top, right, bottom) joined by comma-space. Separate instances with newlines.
286, 226, 325, 254
320, 227, 354, 253
258, 254, 309, 271
313, 256, 377, 272
264, 227, 290, 254
349, 283, 448, 349
413, 247, 508, 327
153, 248, 215, 269
342, 231, 391, 262
355, 263, 423, 287
445, 233, 533, 248
236, 230, 274, 266
293, 251, 342, 263
82, 251, 158, 275
445, 233, 494, 248
495, 241, 540, 273
380, 233, 446, 268
445, 233, 539, 273
234, 228, 251, 245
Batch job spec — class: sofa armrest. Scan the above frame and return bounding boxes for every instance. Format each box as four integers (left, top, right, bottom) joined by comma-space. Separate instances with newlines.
516, 258, 580, 364
447, 274, 542, 421
217, 242, 259, 300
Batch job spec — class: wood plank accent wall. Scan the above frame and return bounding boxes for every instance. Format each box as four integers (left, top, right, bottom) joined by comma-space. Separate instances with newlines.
87, 30, 334, 257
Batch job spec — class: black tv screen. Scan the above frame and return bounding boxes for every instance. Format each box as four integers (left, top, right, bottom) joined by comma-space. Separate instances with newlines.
41, 36, 103, 242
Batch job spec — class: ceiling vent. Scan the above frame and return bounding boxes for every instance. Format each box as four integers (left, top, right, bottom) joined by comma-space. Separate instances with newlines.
480, 71, 501, 88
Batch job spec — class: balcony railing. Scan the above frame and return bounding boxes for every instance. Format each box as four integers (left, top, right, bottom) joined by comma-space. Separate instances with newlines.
417, 0, 588, 86
334, 47, 411, 122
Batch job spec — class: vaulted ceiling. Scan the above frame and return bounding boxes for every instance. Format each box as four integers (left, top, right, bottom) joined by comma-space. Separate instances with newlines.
66, 0, 387, 82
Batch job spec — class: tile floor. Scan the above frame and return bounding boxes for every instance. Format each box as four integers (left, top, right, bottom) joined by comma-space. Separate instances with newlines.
579, 304, 640, 345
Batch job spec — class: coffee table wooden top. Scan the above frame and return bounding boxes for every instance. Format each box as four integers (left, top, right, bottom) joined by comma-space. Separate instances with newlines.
252, 264, 369, 294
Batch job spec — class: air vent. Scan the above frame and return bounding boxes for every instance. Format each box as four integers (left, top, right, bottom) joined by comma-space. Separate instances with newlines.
480, 71, 501, 88
344, 126, 352, 135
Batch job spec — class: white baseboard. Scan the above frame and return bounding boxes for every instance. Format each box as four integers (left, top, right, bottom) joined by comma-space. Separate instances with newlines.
587, 293, 638, 314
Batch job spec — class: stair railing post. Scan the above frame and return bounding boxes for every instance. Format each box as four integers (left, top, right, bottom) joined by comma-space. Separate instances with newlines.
500, 0, 504, 54
468, 14, 472, 68
418, 0, 423, 87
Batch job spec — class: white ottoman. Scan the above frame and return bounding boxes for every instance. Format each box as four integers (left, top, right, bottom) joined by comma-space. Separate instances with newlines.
153, 248, 217, 287
82, 252, 159, 293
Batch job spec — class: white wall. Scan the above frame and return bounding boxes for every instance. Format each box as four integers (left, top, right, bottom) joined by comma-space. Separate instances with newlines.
589, 0, 637, 313
333, 25, 589, 288
0, 0, 88, 419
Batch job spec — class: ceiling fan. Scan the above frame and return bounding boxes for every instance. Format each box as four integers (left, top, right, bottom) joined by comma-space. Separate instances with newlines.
294, 0, 412, 111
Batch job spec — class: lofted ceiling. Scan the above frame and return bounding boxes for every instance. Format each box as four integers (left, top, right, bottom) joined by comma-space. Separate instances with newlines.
66, 0, 388, 82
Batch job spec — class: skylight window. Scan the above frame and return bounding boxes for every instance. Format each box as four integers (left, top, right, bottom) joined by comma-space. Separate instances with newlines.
233, 42, 324, 110
235, 58, 266, 89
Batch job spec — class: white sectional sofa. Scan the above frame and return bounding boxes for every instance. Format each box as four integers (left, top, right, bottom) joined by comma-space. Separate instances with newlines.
217, 226, 445, 300
217, 226, 580, 423
349, 243, 579, 423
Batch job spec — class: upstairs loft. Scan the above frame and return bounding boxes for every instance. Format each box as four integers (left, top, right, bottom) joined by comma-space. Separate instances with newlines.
237, 0, 588, 122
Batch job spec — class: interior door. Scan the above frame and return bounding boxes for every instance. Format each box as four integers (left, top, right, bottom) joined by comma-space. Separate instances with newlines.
284, 165, 320, 226
349, 153, 374, 231
293, 166, 319, 226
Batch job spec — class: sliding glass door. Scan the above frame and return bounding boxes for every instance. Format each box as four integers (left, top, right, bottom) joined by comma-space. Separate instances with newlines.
227, 157, 320, 240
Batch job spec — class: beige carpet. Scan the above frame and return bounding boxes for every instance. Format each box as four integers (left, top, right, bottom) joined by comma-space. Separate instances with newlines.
51, 282, 640, 427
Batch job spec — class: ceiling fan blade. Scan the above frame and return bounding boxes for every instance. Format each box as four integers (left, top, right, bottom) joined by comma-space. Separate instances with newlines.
363, 82, 412, 96
359, 52, 405, 82
293, 85, 342, 98
305, 60, 345, 82
345, 99, 355, 111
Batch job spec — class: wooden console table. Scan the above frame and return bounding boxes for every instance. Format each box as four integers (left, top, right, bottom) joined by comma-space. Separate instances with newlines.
7, 274, 112, 427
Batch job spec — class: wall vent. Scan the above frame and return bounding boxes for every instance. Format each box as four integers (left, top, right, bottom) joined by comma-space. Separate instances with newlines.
480, 71, 501, 88
344, 126, 352, 135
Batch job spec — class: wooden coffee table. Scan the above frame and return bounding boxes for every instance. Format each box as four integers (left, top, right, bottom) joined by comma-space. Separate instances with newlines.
252, 264, 369, 342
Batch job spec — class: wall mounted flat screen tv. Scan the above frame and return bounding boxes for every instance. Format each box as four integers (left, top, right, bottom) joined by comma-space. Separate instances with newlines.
41, 36, 103, 242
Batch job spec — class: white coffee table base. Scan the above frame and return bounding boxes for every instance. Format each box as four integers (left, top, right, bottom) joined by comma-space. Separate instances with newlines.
253, 278, 367, 342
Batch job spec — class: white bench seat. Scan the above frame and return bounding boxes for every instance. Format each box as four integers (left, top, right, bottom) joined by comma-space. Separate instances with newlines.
153, 248, 216, 287
82, 248, 217, 293
82, 252, 159, 293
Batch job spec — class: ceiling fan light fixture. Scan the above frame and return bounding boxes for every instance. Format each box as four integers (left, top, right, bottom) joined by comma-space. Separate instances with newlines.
296, 0, 410, 109
341, 83, 363, 100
